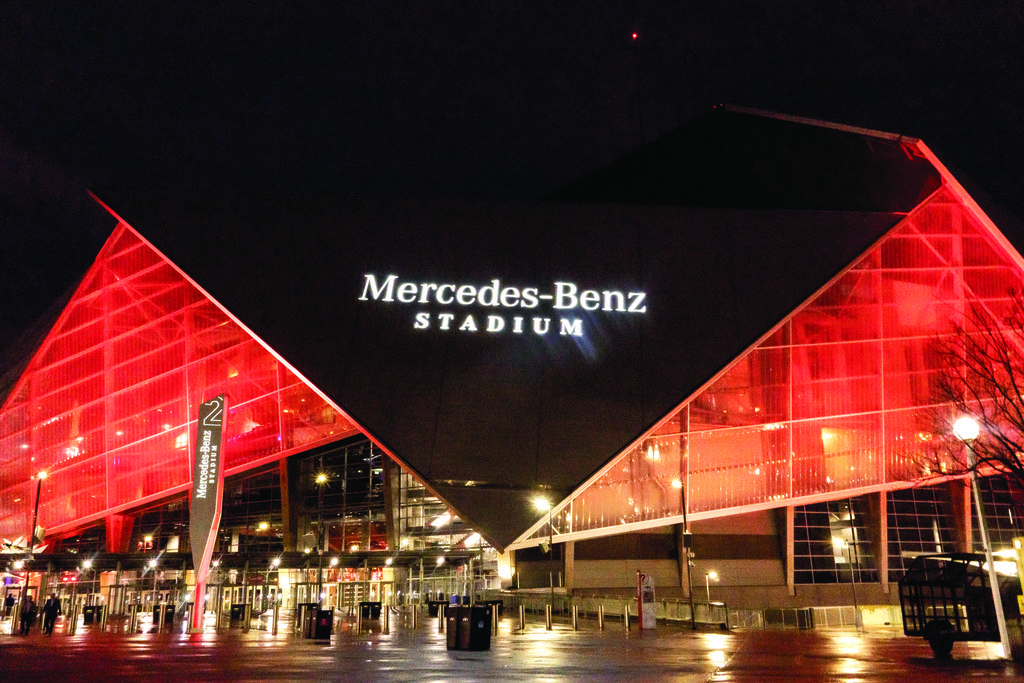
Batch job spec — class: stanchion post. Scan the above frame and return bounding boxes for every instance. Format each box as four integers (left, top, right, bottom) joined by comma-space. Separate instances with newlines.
492, 604, 498, 630
99, 604, 108, 631
623, 601, 630, 632
519, 603, 526, 631
272, 602, 279, 636
545, 604, 552, 630
572, 605, 579, 631
438, 603, 445, 633
598, 604, 604, 631
411, 605, 418, 629
383, 606, 390, 635
356, 606, 363, 633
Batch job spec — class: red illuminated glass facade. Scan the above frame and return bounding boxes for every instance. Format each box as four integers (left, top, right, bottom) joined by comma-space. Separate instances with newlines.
0, 224, 359, 541
526, 183, 1024, 544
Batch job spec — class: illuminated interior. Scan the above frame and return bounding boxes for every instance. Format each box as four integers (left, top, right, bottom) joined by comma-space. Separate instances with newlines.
524, 183, 1024, 545
0, 224, 360, 540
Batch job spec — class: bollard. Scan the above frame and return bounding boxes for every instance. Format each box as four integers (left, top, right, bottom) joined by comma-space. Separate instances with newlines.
11, 603, 21, 636
67, 604, 76, 636
598, 605, 605, 631
545, 604, 552, 630
492, 604, 498, 631
157, 602, 166, 631
572, 605, 579, 631
518, 604, 526, 631
438, 604, 445, 633
383, 606, 390, 635
623, 602, 630, 632
356, 606, 363, 633
99, 605, 108, 632
272, 603, 279, 636
410, 605, 417, 629
128, 604, 139, 632
242, 604, 252, 633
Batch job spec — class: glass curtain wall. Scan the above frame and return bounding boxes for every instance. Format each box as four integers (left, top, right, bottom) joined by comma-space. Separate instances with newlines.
533, 185, 1024, 543
0, 223, 360, 540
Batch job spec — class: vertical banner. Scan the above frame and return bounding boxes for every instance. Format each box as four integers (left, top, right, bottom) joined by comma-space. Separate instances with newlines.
189, 394, 227, 632
637, 570, 656, 629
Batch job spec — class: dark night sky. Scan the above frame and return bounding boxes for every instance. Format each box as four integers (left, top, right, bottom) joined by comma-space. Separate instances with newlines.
2, 1, 1024, 358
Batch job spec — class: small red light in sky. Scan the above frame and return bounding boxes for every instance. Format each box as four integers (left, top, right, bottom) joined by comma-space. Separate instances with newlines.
632, 33, 638, 40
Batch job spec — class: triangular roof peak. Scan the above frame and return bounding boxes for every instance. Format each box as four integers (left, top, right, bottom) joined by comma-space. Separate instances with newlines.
718, 105, 919, 144
550, 105, 941, 213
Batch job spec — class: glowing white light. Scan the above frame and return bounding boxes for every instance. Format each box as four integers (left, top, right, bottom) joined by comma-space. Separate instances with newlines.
431, 513, 452, 528
953, 416, 980, 442
463, 533, 481, 547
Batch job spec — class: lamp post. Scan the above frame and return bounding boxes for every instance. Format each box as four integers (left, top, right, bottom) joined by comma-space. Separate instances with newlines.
20, 470, 48, 610
673, 476, 697, 630
149, 558, 159, 607
704, 570, 717, 603
315, 470, 327, 606
82, 559, 94, 605
832, 537, 860, 630
953, 415, 1011, 657
266, 557, 280, 609
533, 497, 555, 611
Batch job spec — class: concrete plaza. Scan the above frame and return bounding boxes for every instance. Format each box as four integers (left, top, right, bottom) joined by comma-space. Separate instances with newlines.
1, 612, 1020, 682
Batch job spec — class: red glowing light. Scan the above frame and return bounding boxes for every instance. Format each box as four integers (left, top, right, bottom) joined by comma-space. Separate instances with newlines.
631, 32, 638, 40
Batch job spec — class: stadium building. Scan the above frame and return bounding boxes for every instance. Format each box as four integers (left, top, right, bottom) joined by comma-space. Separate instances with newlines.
3, 107, 1024, 620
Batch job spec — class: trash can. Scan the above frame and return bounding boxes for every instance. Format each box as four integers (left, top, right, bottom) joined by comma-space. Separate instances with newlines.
83, 606, 96, 624
463, 605, 492, 651
359, 601, 382, 619
313, 608, 333, 639
229, 603, 247, 627
446, 606, 462, 649
152, 603, 174, 626
427, 600, 446, 617
446, 606, 492, 651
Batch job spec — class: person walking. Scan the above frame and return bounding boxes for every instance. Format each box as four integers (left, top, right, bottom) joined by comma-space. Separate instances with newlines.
42, 594, 61, 635
19, 596, 36, 635
4, 593, 14, 618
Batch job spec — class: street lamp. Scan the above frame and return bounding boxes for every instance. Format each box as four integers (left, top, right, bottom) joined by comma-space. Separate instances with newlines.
704, 570, 718, 603
315, 470, 327, 606
954, 415, 1011, 657
533, 497, 554, 609
266, 557, 281, 608
832, 537, 860, 629
20, 470, 48, 609
673, 476, 697, 630
82, 559, 94, 605
149, 558, 159, 606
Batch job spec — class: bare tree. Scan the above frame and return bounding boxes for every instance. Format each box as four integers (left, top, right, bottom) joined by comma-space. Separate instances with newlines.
927, 289, 1024, 489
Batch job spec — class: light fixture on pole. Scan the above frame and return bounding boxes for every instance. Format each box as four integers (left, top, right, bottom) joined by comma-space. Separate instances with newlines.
82, 558, 94, 604
533, 497, 555, 610
315, 469, 327, 606
953, 415, 1011, 657
705, 570, 718, 603
149, 558, 159, 605
20, 470, 48, 610
832, 536, 860, 630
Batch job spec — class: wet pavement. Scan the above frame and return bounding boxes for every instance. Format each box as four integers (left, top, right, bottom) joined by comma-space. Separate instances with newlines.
1, 613, 1022, 682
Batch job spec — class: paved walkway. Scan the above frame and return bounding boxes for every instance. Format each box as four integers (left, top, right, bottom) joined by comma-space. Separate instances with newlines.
1, 613, 1021, 681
